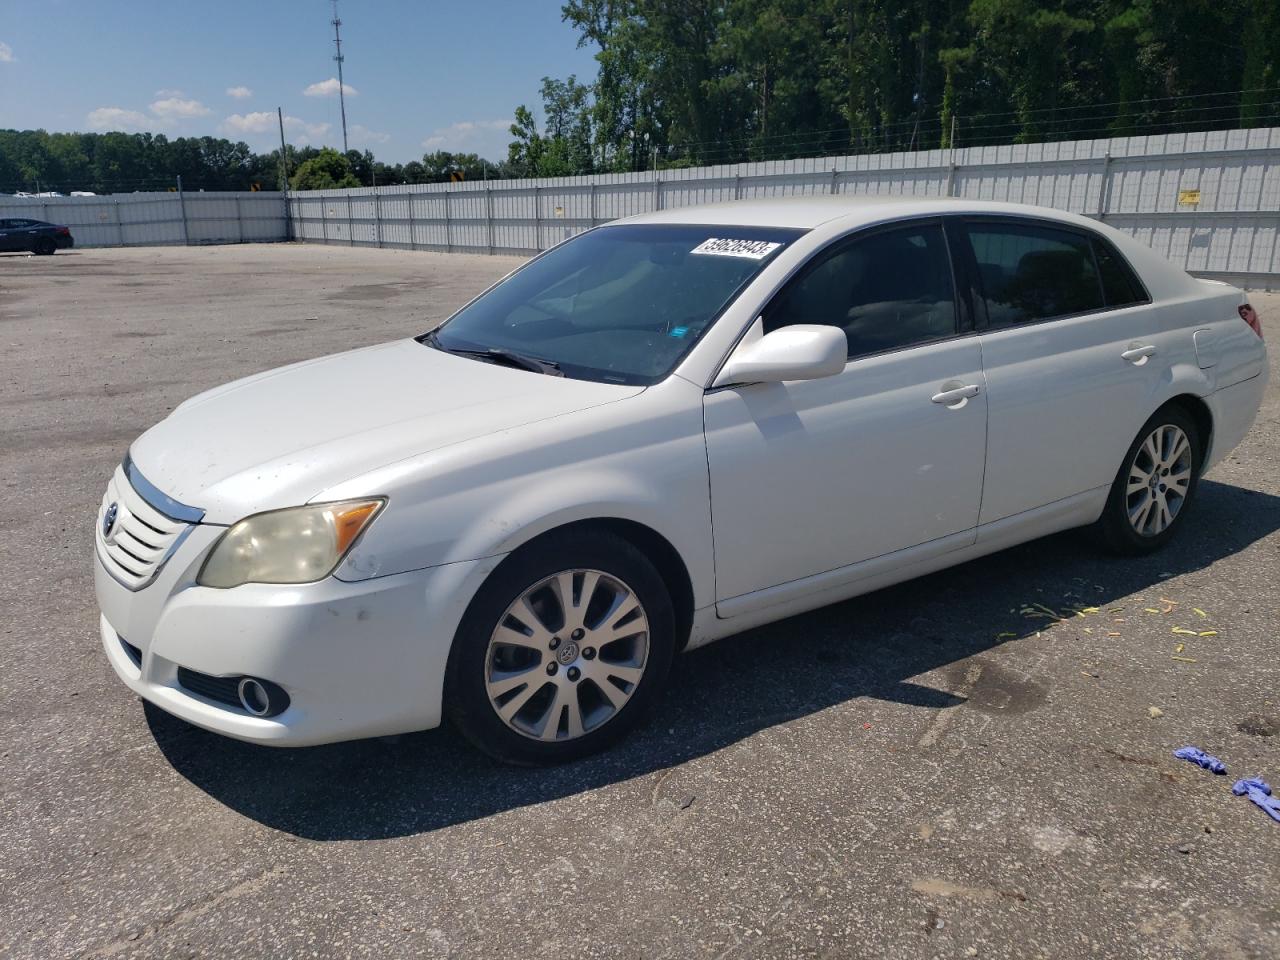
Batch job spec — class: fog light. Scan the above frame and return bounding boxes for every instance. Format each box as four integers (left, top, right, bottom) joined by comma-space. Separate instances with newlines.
238, 677, 272, 717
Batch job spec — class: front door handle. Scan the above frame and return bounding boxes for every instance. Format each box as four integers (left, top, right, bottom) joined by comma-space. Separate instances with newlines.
931, 383, 981, 407
1121, 343, 1157, 365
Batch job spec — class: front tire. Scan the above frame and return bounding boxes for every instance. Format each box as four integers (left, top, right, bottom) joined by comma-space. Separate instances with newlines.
445, 530, 675, 765
1097, 405, 1202, 555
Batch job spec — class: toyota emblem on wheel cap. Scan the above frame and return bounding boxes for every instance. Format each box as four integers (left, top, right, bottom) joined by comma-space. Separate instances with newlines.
102, 502, 118, 539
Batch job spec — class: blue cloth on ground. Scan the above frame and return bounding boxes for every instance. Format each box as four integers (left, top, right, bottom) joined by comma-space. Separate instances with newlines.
1173, 746, 1227, 774
1232, 777, 1280, 823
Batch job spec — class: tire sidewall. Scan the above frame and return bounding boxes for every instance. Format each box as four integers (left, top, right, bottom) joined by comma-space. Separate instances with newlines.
445, 531, 675, 765
1100, 405, 1202, 554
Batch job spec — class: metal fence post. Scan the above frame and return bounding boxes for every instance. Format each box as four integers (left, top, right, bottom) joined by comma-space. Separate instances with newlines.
373, 188, 382, 248
176, 176, 190, 245
408, 190, 417, 250
653, 173, 661, 211
830, 168, 839, 195
734, 173, 743, 200
589, 182, 597, 227
346, 192, 354, 246
486, 185, 495, 254
946, 162, 959, 197
321, 197, 329, 244
114, 198, 124, 246
1097, 152, 1113, 220
444, 188, 451, 253
234, 194, 244, 243
533, 185, 541, 251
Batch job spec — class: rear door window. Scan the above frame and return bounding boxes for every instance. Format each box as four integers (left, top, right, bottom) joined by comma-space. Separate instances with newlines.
962, 220, 1105, 327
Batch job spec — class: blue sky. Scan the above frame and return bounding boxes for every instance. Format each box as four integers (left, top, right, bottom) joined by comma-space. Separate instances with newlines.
0, 0, 599, 163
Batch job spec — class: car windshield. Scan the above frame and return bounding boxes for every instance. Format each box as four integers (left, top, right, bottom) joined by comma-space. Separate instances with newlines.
422, 223, 805, 385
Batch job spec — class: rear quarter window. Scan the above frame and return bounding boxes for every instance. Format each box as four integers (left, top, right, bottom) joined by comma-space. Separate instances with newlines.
1092, 238, 1149, 307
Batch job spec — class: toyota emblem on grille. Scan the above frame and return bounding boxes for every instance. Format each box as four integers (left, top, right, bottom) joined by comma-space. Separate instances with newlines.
102, 502, 118, 539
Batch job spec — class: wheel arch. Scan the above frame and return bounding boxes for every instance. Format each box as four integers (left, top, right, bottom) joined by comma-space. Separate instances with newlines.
489, 517, 696, 652
1160, 393, 1214, 468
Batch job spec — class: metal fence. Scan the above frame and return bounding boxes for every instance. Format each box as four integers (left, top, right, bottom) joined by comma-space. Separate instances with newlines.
289, 125, 1280, 287
5, 127, 1277, 285
0, 190, 287, 247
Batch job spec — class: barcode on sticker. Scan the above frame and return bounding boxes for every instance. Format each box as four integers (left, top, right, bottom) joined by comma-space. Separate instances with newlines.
690, 238, 782, 259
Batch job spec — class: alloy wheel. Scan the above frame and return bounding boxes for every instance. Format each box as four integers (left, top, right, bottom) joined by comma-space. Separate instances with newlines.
484, 569, 650, 741
1126, 423, 1193, 536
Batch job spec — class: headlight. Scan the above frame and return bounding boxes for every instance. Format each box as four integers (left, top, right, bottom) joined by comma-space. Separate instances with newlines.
197, 499, 384, 588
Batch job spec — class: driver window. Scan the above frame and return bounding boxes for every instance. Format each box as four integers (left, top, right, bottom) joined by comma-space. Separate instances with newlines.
763, 223, 957, 359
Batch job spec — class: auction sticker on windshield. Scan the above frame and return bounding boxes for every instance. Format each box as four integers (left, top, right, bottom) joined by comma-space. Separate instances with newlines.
690, 237, 783, 259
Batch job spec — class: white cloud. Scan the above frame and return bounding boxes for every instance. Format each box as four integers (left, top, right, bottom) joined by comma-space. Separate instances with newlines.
0, 42, 16, 63
303, 77, 357, 98
283, 116, 332, 140
221, 113, 331, 146
150, 97, 211, 121
350, 124, 390, 146
154, 88, 184, 98
421, 119, 509, 155
87, 107, 151, 132
221, 111, 276, 135
226, 85, 253, 99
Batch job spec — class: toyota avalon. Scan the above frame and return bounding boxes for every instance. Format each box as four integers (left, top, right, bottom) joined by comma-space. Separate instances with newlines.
94, 198, 1267, 763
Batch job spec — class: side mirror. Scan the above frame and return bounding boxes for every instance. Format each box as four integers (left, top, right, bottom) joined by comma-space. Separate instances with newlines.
715, 324, 847, 386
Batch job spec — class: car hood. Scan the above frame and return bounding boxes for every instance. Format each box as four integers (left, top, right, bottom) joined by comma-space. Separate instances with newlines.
129, 339, 643, 523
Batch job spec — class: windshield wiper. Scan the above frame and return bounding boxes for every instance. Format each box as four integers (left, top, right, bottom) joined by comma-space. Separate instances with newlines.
422, 330, 563, 377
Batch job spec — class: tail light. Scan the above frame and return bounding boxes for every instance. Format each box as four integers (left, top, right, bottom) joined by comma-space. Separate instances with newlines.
1239, 303, 1262, 339
56, 226, 70, 235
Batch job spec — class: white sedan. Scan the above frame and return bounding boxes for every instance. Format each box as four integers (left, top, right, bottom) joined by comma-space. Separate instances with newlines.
94, 198, 1268, 763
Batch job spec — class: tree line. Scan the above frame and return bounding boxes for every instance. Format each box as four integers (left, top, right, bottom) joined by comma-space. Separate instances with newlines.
5, 1, 1278, 193
0, 129, 517, 194
507, 0, 1280, 175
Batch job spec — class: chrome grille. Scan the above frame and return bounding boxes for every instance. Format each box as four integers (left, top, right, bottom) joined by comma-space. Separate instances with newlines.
95, 459, 202, 590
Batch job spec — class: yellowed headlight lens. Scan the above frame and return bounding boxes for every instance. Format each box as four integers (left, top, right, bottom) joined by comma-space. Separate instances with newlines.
198, 499, 384, 588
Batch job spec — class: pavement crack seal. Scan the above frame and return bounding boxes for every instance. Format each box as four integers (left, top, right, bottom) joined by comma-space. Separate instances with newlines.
81, 864, 288, 958
917, 662, 983, 748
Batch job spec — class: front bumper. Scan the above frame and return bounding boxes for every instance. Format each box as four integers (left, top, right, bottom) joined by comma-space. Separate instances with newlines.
96, 539, 501, 747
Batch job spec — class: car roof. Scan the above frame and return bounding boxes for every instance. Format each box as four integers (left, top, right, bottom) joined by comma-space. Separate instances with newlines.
622, 196, 1102, 231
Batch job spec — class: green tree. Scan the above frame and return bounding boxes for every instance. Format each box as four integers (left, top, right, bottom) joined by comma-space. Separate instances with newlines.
290, 147, 361, 190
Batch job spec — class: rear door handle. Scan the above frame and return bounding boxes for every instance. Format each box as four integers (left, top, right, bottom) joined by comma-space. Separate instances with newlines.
931, 383, 981, 406
1121, 344, 1157, 364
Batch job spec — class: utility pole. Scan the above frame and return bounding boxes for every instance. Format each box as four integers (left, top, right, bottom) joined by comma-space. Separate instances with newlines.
277, 107, 290, 189
331, 0, 349, 154
278, 107, 292, 240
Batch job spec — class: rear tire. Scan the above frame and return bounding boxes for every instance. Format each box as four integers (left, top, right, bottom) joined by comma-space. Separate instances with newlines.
445, 530, 675, 765
34, 238, 56, 255
1096, 405, 1202, 555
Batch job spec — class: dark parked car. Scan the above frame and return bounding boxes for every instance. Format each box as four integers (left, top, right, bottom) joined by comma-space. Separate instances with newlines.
0, 218, 74, 254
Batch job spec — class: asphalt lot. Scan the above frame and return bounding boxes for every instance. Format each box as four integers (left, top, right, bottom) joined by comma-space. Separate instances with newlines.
2, 243, 1278, 960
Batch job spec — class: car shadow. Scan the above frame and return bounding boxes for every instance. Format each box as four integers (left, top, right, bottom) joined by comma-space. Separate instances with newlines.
147, 479, 1280, 840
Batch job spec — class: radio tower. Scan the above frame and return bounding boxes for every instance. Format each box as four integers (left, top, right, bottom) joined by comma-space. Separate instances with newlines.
331, 0, 349, 154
